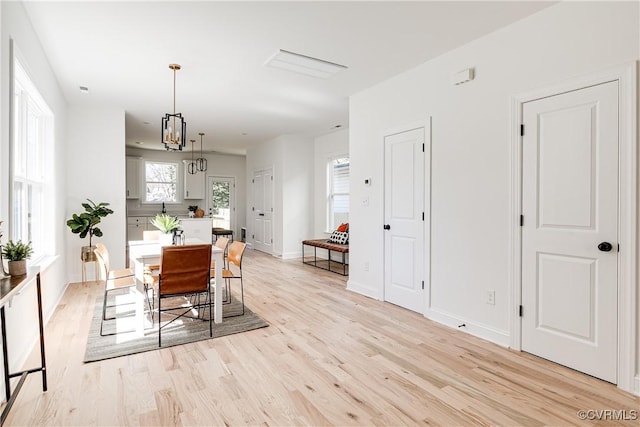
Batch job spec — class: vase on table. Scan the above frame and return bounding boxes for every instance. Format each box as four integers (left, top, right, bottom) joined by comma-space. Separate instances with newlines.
159, 233, 174, 246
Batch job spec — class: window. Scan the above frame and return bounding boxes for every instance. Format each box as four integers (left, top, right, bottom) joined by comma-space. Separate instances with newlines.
328, 157, 349, 231
144, 161, 178, 202
12, 57, 53, 262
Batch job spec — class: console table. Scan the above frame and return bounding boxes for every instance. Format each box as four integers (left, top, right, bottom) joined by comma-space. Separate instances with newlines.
0, 270, 47, 425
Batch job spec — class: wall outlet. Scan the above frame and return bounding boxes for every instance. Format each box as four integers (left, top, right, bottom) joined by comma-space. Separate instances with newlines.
486, 290, 496, 305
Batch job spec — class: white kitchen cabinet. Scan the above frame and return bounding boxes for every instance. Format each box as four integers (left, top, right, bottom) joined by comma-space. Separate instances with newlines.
183, 160, 205, 199
127, 216, 149, 241
126, 157, 141, 199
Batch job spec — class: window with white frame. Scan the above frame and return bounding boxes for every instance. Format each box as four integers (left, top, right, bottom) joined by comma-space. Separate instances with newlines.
12, 57, 54, 262
144, 160, 178, 202
328, 157, 350, 231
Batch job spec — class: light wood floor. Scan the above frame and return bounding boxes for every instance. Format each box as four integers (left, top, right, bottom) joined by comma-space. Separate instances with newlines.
4, 249, 638, 426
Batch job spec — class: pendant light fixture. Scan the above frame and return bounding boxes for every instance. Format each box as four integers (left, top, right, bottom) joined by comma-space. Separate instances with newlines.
161, 64, 187, 151
187, 139, 197, 174
196, 132, 208, 172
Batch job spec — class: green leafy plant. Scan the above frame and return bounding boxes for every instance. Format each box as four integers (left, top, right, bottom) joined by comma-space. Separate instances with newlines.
188, 205, 198, 212
2, 240, 33, 261
150, 214, 181, 234
66, 199, 114, 247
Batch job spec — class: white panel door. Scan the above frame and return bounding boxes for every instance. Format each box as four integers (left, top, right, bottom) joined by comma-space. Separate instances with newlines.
522, 81, 618, 383
253, 168, 273, 254
384, 128, 424, 312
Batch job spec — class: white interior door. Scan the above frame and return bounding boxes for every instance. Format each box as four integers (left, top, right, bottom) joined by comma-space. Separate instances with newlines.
384, 128, 424, 313
253, 168, 273, 254
521, 81, 618, 383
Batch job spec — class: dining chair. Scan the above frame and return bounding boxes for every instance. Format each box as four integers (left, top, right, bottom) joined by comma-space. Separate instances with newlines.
152, 244, 213, 347
143, 229, 162, 241
222, 241, 247, 317
95, 244, 137, 336
95, 243, 134, 279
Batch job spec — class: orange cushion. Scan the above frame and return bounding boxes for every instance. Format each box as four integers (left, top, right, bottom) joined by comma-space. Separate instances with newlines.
337, 223, 348, 232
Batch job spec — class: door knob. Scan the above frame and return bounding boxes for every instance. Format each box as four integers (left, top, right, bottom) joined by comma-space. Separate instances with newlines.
383, 224, 391, 230
598, 242, 613, 252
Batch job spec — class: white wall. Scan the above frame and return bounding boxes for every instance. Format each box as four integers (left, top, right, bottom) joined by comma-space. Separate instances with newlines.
349, 0, 638, 352
282, 134, 314, 258
313, 128, 349, 237
246, 134, 313, 258
125, 147, 247, 239
66, 107, 126, 282
0, 0, 69, 389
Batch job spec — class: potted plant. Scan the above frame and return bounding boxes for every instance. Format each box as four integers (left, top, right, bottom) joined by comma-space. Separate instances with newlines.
66, 199, 114, 261
150, 214, 181, 245
2, 240, 33, 276
188, 205, 198, 218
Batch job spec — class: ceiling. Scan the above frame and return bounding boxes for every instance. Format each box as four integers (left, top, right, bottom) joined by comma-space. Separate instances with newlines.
22, 1, 555, 155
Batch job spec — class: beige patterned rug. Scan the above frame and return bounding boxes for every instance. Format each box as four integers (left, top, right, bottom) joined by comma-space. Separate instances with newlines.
84, 291, 268, 362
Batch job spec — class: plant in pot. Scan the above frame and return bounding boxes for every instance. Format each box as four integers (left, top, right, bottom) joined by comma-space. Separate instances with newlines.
66, 199, 114, 261
188, 205, 198, 218
2, 240, 33, 276
150, 214, 181, 246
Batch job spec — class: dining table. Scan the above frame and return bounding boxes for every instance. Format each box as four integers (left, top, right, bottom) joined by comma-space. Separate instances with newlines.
128, 239, 224, 323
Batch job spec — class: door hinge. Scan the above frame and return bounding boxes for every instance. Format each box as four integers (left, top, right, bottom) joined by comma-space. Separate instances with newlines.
252, 207, 255, 211
519, 305, 523, 317
252, 234, 255, 239
618, 243, 620, 252
422, 212, 425, 221
520, 215, 524, 226
520, 124, 524, 136
421, 280, 424, 290
422, 143, 425, 152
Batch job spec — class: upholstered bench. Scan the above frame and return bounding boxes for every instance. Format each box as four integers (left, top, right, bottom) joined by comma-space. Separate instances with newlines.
302, 239, 349, 276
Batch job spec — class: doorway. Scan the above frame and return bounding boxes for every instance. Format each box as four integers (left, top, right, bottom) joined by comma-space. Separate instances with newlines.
252, 168, 274, 254
207, 176, 235, 231
383, 127, 426, 313
510, 63, 637, 391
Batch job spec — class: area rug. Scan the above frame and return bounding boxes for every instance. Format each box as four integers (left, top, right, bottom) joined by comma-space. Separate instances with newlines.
84, 291, 268, 362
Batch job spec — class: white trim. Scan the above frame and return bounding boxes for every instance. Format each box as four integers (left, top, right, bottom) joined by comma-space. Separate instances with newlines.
280, 251, 302, 260
509, 62, 638, 394
426, 307, 510, 348
347, 279, 382, 300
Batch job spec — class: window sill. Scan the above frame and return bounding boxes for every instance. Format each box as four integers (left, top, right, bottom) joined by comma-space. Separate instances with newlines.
29, 254, 60, 273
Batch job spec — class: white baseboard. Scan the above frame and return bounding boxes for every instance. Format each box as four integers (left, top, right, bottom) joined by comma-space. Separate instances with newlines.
426, 307, 510, 348
634, 374, 640, 396
346, 280, 382, 300
281, 251, 302, 260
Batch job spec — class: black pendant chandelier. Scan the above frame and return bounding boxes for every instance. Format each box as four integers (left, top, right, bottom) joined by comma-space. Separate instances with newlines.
196, 132, 208, 172
162, 64, 186, 151
187, 139, 197, 174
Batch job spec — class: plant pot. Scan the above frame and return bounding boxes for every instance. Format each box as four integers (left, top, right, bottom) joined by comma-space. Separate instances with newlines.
159, 233, 174, 246
81, 246, 96, 262
8, 260, 27, 277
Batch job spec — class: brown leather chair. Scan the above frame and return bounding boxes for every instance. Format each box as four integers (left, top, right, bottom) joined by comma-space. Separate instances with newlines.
152, 244, 213, 347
